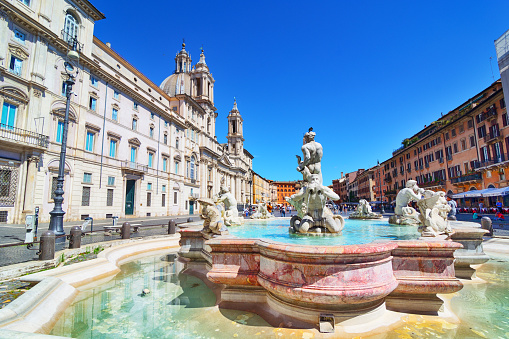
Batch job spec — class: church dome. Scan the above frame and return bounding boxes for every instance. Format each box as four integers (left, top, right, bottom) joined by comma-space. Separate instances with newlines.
160, 73, 192, 96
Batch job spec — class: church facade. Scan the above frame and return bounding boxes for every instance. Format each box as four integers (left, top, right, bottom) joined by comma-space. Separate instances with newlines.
0, 0, 252, 223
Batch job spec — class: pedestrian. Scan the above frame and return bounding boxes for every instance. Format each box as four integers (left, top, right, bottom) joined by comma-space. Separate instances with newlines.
281, 206, 286, 217
496, 200, 502, 213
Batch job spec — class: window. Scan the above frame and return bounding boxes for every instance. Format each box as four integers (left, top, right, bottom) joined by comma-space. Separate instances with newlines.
112, 108, 118, 121
148, 152, 154, 168
445, 132, 449, 140
56, 121, 64, 143
14, 29, 26, 43
162, 194, 166, 207
19, 0, 30, 6
163, 133, 168, 144
107, 176, 115, 186
81, 186, 91, 206
164, 121, 168, 127
9, 56, 22, 76
90, 76, 98, 87
468, 120, 473, 129
162, 158, 167, 172
1, 102, 17, 129
107, 189, 114, 206
149, 126, 154, 138
175, 138, 179, 149
83, 172, 92, 183
174, 191, 178, 204
133, 102, 139, 110
147, 183, 152, 190
85, 131, 94, 152
63, 12, 79, 43
461, 139, 466, 151
162, 185, 166, 193
470, 135, 476, 148
114, 90, 120, 100
175, 161, 179, 174
89, 97, 97, 111
132, 118, 137, 130
451, 129, 456, 137
190, 156, 195, 180
147, 192, 152, 207
109, 139, 117, 157
130, 146, 137, 162
459, 124, 464, 134
150, 112, 155, 120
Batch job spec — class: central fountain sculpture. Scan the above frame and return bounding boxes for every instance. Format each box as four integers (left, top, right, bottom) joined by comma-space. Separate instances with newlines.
286, 128, 344, 233
214, 185, 244, 226
250, 201, 274, 219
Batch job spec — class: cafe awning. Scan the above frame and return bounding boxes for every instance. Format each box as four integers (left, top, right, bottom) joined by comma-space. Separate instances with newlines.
482, 187, 509, 197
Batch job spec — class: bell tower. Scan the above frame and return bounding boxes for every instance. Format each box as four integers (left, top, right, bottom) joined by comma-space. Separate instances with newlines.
226, 98, 244, 156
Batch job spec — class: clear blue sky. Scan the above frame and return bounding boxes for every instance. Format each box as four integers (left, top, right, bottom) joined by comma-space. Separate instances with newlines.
91, 0, 509, 185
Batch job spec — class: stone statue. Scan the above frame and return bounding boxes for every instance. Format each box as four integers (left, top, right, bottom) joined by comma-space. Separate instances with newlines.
296, 128, 323, 185
286, 130, 344, 235
349, 199, 382, 219
416, 191, 452, 237
215, 185, 244, 226
388, 180, 424, 226
447, 199, 457, 221
250, 201, 274, 219
198, 198, 228, 235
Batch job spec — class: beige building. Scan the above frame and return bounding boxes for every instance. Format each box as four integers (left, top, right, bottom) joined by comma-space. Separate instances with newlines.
252, 171, 272, 204
0, 0, 253, 223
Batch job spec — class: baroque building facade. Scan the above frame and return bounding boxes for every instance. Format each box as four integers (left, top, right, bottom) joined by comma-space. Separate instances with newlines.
0, 0, 252, 223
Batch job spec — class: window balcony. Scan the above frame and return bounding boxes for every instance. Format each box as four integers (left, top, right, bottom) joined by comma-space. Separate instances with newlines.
121, 161, 147, 174
0, 123, 49, 148
420, 180, 445, 188
483, 131, 502, 143
451, 173, 482, 184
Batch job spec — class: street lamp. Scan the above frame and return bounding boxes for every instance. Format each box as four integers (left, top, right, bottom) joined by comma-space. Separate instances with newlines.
378, 160, 385, 214
48, 40, 80, 237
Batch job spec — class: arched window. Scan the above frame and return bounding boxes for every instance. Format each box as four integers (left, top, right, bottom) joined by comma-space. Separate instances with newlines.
63, 12, 79, 43
190, 156, 196, 180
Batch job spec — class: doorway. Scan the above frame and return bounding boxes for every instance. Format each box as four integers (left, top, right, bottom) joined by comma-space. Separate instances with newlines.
125, 180, 135, 215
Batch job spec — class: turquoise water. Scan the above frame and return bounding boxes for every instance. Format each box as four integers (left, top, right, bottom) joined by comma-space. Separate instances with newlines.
50, 251, 509, 338
228, 218, 421, 245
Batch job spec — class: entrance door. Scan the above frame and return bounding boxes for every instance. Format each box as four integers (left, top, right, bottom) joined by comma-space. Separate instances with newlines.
189, 200, 194, 214
125, 180, 135, 215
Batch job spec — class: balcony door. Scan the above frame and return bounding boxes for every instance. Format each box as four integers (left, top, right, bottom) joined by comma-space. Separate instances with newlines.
1, 102, 16, 129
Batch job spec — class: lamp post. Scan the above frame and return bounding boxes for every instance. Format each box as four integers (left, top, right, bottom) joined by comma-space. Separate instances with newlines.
49, 40, 80, 236
378, 160, 385, 214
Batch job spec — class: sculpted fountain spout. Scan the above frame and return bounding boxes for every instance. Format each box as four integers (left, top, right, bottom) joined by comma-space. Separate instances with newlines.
286, 128, 344, 234
215, 185, 244, 226
349, 199, 382, 219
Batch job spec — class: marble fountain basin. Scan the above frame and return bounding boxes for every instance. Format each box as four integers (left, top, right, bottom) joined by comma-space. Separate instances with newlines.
179, 223, 467, 326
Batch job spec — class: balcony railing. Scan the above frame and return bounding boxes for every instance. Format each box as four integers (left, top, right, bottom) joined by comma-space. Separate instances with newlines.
121, 161, 148, 173
473, 153, 508, 168
0, 123, 49, 148
483, 130, 502, 143
450, 173, 482, 184
420, 180, 445, 188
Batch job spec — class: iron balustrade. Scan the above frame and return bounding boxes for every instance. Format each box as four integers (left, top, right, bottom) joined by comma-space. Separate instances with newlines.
121, 161, 148, 173
451, 173, 482, 184
0, 123, 49, 148
483, 130, 501, 142
420, 180, 445, 188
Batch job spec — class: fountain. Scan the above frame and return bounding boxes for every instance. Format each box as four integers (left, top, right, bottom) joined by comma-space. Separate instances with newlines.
178, 129, 468, 332
349, 199, 383, 219
0, 129, 497, 337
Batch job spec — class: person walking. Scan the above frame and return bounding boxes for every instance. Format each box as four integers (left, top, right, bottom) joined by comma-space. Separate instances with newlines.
281, 206, 286, 217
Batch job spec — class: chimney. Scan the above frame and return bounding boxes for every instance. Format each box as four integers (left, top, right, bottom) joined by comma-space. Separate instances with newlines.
341, 172, 344, 178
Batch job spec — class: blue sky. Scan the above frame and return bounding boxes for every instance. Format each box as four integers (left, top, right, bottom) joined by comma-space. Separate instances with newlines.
91, 0, 509, 185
